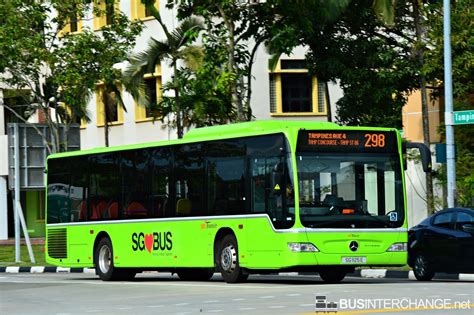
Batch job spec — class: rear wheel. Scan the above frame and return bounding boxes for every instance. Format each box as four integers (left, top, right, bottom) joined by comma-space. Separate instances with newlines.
413, 254, 434, 281
218, 234, 248, 283
94, 237, 136, 281
177, 268, 214, 281
318, 268, 346, 283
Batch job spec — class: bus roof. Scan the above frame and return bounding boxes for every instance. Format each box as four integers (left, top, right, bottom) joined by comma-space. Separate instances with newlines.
47, 120, 398, 160
183, 120, 338, 139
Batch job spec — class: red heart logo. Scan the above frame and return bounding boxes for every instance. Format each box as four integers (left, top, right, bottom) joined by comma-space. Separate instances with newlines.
144, 233, 153, 253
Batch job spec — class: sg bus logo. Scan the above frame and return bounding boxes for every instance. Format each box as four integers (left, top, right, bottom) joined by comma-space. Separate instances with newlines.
131, 232, 173, 253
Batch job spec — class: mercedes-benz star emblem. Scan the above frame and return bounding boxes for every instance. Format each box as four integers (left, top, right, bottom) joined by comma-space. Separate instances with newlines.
349, 241, 359, 252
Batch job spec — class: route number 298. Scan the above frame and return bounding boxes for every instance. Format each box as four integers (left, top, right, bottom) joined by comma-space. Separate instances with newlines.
364, 133, 385, 148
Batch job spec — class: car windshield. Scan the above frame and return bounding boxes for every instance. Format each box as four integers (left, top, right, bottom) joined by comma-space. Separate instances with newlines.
296, 153, 404, 228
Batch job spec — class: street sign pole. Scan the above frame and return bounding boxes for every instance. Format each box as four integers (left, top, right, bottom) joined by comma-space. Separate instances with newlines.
14, 124, 21, 262
444, 0, 456, 208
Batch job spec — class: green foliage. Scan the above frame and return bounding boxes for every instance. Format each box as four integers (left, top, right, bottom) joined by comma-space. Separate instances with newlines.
424, 0, 474, 207
424, 0, 473, 104
170, 0, 273, 122
124, 3, 204, 138
266, 0, 419, 129
0, 0, 142, 151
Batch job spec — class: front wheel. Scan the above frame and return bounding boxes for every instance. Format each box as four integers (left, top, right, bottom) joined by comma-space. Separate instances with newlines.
318, 268, 346, 283
413, 254, 434, 281
218, 234, 248, 283
94, 237, 135, 281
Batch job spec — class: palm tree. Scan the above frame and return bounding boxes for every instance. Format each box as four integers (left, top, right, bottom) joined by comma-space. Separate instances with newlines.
123, 1, 203, 139
101, 79, 126, 147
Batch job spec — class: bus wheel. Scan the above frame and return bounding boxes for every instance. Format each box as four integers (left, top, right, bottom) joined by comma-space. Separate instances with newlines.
318, 268, 346, 283
218, 234, 248, 283
413, 254, 434, 281
177, 268, 214, 281
94, 237, 134, 281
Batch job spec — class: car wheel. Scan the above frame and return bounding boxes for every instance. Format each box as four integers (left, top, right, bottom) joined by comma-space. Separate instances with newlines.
218, 234, 248, 283
318, 268, 346, 283
413, 254, 434, 281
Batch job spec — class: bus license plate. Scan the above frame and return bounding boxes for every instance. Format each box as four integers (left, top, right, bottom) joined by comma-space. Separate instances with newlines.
341, 257, 367, 264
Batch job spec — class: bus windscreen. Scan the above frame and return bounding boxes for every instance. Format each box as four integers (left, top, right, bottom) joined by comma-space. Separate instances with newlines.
296, 130, 403, 229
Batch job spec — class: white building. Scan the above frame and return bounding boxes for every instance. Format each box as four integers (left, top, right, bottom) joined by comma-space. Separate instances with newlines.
75, 0, 335, 149
0, 0, 337, 239
2, 1, 436, 240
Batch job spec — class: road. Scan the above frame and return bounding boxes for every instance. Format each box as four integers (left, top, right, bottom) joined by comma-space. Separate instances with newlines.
0, 272, 473, 315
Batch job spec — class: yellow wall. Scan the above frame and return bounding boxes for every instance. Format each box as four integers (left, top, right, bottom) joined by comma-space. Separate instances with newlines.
402, 89, 442, 143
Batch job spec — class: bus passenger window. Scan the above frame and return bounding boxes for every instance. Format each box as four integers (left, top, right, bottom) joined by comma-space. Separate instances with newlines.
206, 139, 246, 216
122, 149, 152, 219
174, 144, 205, 216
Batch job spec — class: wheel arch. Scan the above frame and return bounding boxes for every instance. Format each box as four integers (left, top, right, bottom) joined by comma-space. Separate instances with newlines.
93, 231, 111, 263
213, 227, 236, 264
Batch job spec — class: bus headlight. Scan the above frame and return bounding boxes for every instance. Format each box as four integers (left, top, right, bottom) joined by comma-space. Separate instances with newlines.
288, 242, 319, 252
386, 243, 407, 252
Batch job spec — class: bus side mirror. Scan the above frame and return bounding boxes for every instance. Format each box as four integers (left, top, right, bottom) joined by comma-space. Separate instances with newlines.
403, 142, 432, 173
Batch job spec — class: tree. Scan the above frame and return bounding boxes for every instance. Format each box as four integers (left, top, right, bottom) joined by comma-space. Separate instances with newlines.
410, 0, 436, 213
171, 0, 278, 122
424, 0, 474, 207
264, 0, 419, 128
0, 0, 142, 151
123, 1, 203, 139
257, 1, 442, 213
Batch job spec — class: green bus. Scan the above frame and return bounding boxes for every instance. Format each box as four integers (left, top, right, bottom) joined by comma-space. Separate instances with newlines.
45, 121, 430, 283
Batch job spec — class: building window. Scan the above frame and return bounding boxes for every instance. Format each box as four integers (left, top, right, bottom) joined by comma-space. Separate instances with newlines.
57, 102, 88, 128
281, 73, 312, 112
136, 65, 162, 122
269, 59, 327, 116
70, 16, 79, 32
131, 0, 159, 20
60, 15, 83, 35
94, 0, 119, 30
96, 84, 124, 126
317, 81, 326, 113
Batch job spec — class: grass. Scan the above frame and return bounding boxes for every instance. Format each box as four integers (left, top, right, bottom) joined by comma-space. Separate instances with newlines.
0, 244, 49, 267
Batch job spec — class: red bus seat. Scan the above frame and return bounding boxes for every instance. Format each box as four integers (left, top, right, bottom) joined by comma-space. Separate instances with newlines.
107, 202, 119, 219
91, 200, 107, 220
126, 201, 148, 217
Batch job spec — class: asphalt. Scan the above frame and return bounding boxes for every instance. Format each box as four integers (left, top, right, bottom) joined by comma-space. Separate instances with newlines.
1, 272, 473, 315
1, 266, 474, 282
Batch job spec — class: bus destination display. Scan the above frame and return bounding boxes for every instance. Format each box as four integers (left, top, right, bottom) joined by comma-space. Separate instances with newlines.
297, 130, 397, 153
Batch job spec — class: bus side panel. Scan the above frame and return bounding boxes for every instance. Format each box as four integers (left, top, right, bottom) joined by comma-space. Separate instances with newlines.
242, 218, 315, 269
46, 226, 95, 268
96, 220, 213, 268
47, 217, 249, 269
